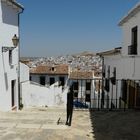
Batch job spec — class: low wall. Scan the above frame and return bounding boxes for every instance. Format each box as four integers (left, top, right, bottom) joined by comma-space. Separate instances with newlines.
21, 81, 68, 108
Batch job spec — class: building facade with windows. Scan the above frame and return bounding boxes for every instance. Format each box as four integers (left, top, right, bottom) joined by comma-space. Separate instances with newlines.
21, 64, 69, 108
0, 0, 23, 111
30, 64, 69, 88
69, 71, 101, 108
99, 2, 140, 109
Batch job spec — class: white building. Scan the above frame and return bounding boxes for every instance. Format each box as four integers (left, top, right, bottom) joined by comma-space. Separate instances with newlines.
0, 0, 23, 111
20, 64, 69, 108
69, 71, 101, 108
30, 64, 69, 88
99, 2, 140, 109
21, 80, 68, 108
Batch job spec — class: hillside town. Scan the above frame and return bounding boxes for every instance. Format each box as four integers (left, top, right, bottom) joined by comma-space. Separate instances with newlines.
21, 52, 102, 72
1, 0, 140, 140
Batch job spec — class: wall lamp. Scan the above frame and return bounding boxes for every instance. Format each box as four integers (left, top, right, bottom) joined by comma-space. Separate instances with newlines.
2, 34, 19, 52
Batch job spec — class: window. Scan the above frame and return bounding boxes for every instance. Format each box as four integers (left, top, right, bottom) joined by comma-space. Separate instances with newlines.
128, 26, 138, 55
86, 82, 91, 90
9, 50, 12, 65
104, 66, 110, 91
29, 76, 32, 81
40, 76, 45, 86
107, 66, 110, 78
113, 67, 116, 78
50, 77, 55, 85
110, 67, 116, 85
73, 81, 79, 90
105, 78, 110, 92
59, 77, 65, 86
132, 26, 137, 45
102, 66, 106, 77
52, 67, 54, 71
74, 92, 78, 98
85, 94, 91, 102
121, 79, 127, 102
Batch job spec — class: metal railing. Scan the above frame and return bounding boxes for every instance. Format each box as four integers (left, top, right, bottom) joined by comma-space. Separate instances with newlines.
71, 79, 140, 111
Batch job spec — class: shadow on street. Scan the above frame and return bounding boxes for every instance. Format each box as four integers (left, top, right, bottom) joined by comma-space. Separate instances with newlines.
90, 110, 140, 140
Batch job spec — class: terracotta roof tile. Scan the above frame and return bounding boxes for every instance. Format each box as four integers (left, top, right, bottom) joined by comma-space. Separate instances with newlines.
30, 64, 69, 75
69, 71, 93, 79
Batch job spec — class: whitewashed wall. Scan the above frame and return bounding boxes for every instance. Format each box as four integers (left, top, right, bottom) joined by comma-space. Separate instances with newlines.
0, 1, 20, 111
21, 81, 68, 108
103, 54, 140, 108
104, 54, 140, 80
20, 62, 29, 82
121, 11, 140, 56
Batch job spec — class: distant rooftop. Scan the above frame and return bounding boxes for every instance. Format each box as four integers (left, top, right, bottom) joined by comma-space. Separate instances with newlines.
30, 64, 69, 75
69, 71, 93, 80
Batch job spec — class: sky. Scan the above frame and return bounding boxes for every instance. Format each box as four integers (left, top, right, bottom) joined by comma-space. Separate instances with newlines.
18, 0, 140, 57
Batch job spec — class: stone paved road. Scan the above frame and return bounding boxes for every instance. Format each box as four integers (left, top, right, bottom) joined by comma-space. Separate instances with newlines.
0, 107, 93, 140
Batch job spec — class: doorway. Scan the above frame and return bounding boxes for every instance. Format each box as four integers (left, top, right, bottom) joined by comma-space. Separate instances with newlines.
11, 80, 16, 107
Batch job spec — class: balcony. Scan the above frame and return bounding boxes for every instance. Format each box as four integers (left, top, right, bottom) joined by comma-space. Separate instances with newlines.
128, 44, 137, 55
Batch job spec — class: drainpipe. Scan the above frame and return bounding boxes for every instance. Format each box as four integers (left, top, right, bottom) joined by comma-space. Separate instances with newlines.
18, 8, 24, 110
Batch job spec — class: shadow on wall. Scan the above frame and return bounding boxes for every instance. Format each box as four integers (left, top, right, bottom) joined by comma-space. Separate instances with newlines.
4, 72, 8, 90
1, 52, 8, 90
89, 110, 140, 140
1, 2, 18, 26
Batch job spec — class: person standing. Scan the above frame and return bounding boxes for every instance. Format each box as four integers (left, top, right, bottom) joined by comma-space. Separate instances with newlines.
65, 85, 74, 126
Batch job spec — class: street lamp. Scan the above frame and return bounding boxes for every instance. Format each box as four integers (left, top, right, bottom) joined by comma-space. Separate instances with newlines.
12, 34, 19, 47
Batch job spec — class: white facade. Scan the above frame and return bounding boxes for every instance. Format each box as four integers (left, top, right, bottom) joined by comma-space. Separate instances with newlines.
20, 62, 29, 83
20, 64, 68, 108
69, 72, 101, 108
103, 2, 140, 80
117, 2, 140, 79
101, 2, 140, 109
0, 0, 23, 111
21, 81, 68, 108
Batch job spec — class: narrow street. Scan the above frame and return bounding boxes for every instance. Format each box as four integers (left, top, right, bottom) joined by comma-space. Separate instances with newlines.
0, 107, 93, 140
1, 107, 140, 140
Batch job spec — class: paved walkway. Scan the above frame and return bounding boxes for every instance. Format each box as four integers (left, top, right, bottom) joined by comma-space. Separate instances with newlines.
1, 107, 140, 140
0, 107, 93, 140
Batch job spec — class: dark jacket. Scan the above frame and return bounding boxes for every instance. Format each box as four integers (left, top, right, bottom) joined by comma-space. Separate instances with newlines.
67, 90, 73, 108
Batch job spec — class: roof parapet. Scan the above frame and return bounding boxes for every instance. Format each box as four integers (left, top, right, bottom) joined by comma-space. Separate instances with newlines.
2, 0, 24, 11
118, 2, 140, 26
97, 47, 122, 56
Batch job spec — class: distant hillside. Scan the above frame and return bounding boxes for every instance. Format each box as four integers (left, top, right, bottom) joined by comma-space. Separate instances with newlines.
21, 51, 96, 60
72, 51, 95, 57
